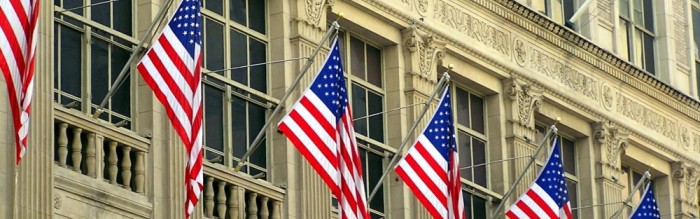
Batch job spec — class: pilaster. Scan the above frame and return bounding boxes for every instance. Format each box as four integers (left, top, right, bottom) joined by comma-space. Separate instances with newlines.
672, 161, 700, 219
502, 76, 542, 207
592, 121, 628, 219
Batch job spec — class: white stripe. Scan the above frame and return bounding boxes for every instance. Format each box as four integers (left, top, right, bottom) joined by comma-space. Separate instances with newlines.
140, 57, 192, 138
1, 5, 27, 58
396, 160, 448, 217
0, 25, 22, 100
150, 38, 194, 99
531, 184, 561, 214
404, 145, 448, 190
417, 136, 449, 167
279, 116, 339, 185
304, 91, 337, 124
291, 97, 337, 154
508, 205, 529, 219
520, 192, 550, 218
162, 28, 195, 72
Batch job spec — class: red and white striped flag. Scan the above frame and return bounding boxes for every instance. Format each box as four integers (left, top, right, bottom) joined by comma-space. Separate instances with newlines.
0, 0, 40, 165
136, 0, 203, 217
395, 85, 465, 219
278, 38, 370, 219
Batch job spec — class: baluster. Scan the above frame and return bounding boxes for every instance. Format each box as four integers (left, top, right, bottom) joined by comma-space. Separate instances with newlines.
71, 128, 83, 173
121, 146, 132, 190
85, 133, 96, 177
270, 200, 281, 219
228, 185, 241, 219
57, 123, 68, 167
134, 151, 145, 194
205, 176, 215, 217
107, 141, 118, 185
247, 192, 258, 219
259, 196, 269, 219
217, 181, 227, 218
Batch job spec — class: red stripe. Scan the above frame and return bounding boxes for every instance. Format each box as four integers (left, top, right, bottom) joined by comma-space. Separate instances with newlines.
157, 35, 197, 92
0, 9, 26, 75
8, 0, 29, 34
395, 166, 444, 218
299, 97, 336, 139
278, 122, 340, 196
288, 108, 339, 164
505, 210, 518, 219
142, 46, 194, 120
402, 154, 448, 204
526, 189, 558, 218
514, 199, 539, 218
414, 142, 448, 181
137, 64, 192, 146
563, 203, 573, 219
340, 113, 369, 218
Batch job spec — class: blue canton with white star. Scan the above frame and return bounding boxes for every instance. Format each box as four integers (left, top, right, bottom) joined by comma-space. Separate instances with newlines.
535, 137, 571, 208
630, 185, 661, 219
168, 0, 202, 56
422, 87, 456, 160
309, 39, 348, 121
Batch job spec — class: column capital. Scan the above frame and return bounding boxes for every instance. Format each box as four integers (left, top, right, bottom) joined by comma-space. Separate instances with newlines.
504, 76, 542, 130
593, 120, 629, 171
402, 24, 446, 82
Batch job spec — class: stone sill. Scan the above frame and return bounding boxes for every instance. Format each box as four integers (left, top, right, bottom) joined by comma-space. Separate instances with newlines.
204, 161, 286, 201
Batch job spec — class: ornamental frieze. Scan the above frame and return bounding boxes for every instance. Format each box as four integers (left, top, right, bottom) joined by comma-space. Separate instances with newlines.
616, 93, 678, 141
528, 48, 600, 101
433, 0, 510, 56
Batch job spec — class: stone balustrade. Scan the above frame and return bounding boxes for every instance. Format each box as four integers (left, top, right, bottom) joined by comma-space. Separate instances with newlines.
202, 162, 285, 219
54, 106, 150, 195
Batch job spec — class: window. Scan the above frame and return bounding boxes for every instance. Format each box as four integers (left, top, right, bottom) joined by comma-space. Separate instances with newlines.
532, 0, 577, 25
619, 0, 655, 74
536, 125, 579, 218
201, 0, 271, 177
358, 143, 387, 219
692, 2, 700, 96
621, 166, 653, 218
54, 0, 134, 128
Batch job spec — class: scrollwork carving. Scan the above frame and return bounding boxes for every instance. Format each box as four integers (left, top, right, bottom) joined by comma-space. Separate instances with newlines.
403, 25, 446, 79
680, 126, 691, 151
594, 121, 629, 169
305, 0, 333, 27
673, 162, 700, 205
505, 77, 542, 128
513, 37, 527, 66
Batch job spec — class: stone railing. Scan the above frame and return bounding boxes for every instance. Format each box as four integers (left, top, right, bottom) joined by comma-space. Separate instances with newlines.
54, 106, 150, 194
203, 162, 285, 219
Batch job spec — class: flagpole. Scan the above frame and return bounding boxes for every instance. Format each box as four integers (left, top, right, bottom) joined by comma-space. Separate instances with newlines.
92, 0, 175, 119
366, 70, 451, 202
610, 171, 651, 219
233, 19, 342, 172
493, 123, 559, 218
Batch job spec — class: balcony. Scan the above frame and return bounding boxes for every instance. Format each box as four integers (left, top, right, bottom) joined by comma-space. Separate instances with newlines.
202, 162, 285, 219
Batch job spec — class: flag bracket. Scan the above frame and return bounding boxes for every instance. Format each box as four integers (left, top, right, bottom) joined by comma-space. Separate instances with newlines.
610, 171, 651, 219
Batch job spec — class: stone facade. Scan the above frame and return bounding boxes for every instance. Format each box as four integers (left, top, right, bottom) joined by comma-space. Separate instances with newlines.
2, 0, 700, 218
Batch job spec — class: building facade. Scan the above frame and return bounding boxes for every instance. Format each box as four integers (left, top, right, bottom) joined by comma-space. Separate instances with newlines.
2, 0, 700, 218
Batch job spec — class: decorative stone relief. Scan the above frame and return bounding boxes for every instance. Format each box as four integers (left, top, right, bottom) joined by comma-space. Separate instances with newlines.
505, 76, 542, 128
403, 24, 446, 79
694, 133, 700, 153
54, 194, 62, 209
529, 48, 600, 101
601, 83, 614, 111
615, 93, 678, 141
513, 37, 527, 67
305, 0, 332, 27
680, 126, 691, 151
673, 162, 700, 206
433, 0, 510, 56
593, 121, 629, 169
415, 0, 429, 16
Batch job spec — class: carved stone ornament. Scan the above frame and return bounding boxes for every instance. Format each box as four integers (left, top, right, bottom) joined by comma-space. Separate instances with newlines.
513, 37, 527, 67
505, 76, 542, 128
305, 0, 332, 26
593, 121, 629, 168
601, 83, 614, 111
673, 162, 700, 205
680, 126, 691, 151
402, 24, 446, 79
54, 194, 62, 209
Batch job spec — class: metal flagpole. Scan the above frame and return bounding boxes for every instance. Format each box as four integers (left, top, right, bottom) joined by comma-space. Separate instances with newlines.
610, 171, 651, 219
366, 71, 452, 202
353, 102, 427, 121
571, 201, 625, 211
459, 155, 531, 170
92, 0, 175, 119
493, 123, 559, 218
233, 20, 342, 172
206, 57, 309, 74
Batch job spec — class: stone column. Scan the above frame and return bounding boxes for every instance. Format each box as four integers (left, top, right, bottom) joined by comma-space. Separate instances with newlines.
592, 121, 628, 219
654, 0, 693, 94
400, 24, 446, 218
672, 162, 700, 219
502, 76, 542, 208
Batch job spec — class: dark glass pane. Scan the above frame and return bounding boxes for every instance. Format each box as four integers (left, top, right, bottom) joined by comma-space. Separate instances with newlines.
230, 29, 248, 85
366, 45, 381, 87
693, 9, 700, 53
633, 171, 643, 196
205, 19, 225, 72
370, 213, 382, 219
91, 0, 110, 27
55, 0, 60, 6
352, 84, 367, 136
473, 195, 487, 219
562, 137, 576, 175
563, 0, 575, 21
249, 39, 267, 93
249, 0, 265, 34
459, 132, 472, 180
54, 26, 59, 100
205, 86, 224, 152
470, 94, 484, 134
249, 103, 266, 169
463, 192, 472, 218
111, 47, 131, 117
205, 0, 223, 15
61, 27, 82, 98
231, 96, 247, 157
91, 38, 109, 105
63, 0, 84, 26
367, 92, 384, 143
350, 37, 365, 80
336, 32, 347, 68
566, 179, 578, 219
367, 152, 384, 212
696, 62, 700, 96
456, 88, 470, 127
230, 0, 246, 26
633, 0, 643, 24
113, 0, 132, 35
620, 0, 629, 18
643, 0, 654, 32
472, 138, 487, 187
643, 33, 655, 75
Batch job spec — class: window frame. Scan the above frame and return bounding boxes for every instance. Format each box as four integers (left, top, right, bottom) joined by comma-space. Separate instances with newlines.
534, 125, 580, 218
619, 0, 656, 74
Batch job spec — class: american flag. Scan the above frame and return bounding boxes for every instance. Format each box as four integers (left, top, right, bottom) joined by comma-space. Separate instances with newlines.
278, 38, 370, 219
0, 0, 39, 165
629, 184, 661, 219
506, 136, 573, 219
394, 86, 465, 219
135, 0, 203, 217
